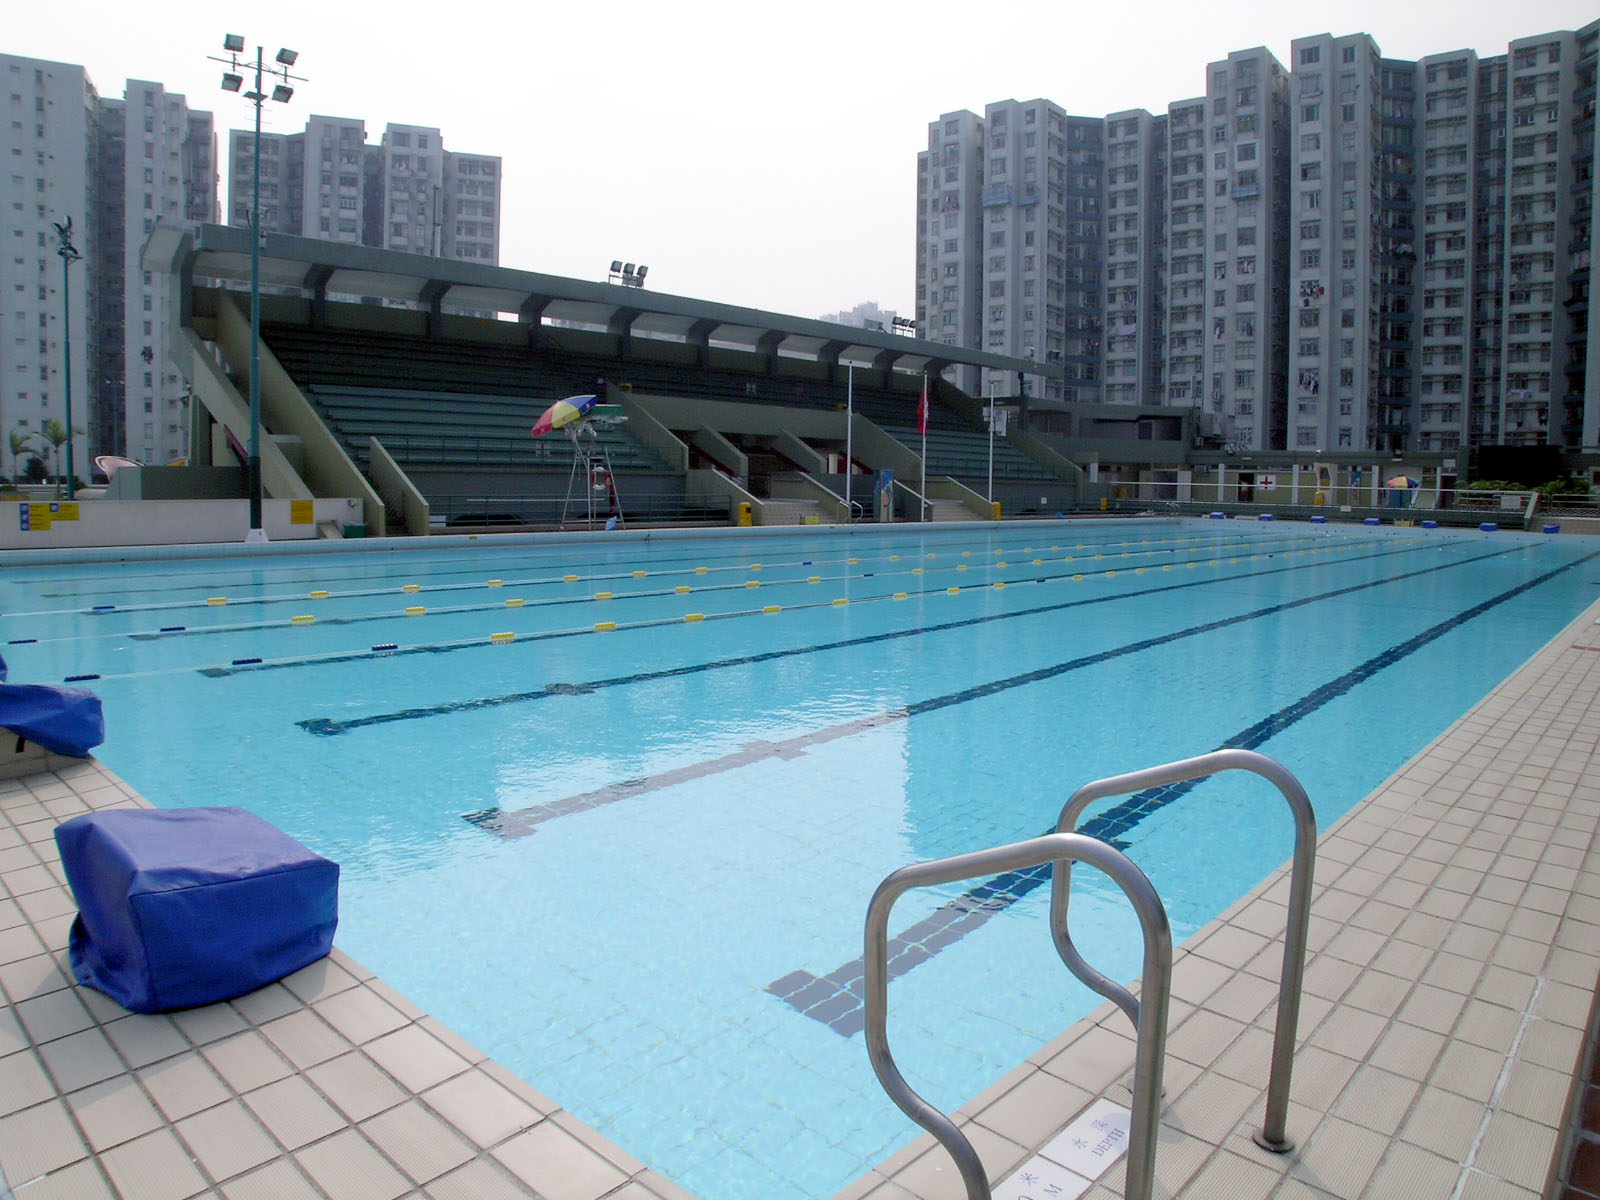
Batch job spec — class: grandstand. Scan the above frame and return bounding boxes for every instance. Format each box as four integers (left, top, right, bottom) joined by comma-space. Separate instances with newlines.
144, 222, 1080, 535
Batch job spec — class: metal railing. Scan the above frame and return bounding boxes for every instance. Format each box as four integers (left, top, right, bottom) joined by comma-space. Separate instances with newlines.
1052, 748, 1316, 1153
891, 475, 930, 521
428, 492, 729, 528
865, 832, 1171, 1200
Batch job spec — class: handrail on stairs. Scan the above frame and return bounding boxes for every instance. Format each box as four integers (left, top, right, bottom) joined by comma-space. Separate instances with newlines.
865, 832, 1171, 1200
1053, 747, 1316, 1153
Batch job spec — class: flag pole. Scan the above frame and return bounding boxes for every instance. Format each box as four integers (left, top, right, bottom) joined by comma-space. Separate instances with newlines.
920, 372, 929, 522
845, 363, 854, 523
987, 384, 995, 506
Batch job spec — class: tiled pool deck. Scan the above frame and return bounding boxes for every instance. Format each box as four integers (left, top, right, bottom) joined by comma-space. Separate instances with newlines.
3, 592, 1599, 1199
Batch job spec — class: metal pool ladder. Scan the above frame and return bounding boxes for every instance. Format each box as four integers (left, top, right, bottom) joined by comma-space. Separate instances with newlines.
864, 832, 1171, 1200
863, 748, 1317, 1199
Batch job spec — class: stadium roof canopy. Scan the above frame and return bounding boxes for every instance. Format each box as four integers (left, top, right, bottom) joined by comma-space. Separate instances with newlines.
144, 220, 1061, 384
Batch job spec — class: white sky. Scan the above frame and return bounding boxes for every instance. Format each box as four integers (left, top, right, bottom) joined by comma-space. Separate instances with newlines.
8, 0, 1598, 319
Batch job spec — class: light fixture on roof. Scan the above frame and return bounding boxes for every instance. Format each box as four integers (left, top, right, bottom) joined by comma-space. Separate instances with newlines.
208, 34, 308, 543
607, 261, 650, 288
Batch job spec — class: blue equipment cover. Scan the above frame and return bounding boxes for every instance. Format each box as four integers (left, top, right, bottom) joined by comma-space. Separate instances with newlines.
0, 681, 105, 757
55, 807, 339, 1013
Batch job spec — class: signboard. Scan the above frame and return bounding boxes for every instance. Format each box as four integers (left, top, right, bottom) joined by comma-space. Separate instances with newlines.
1257, 475, 1277, 491
290, 500, 314, 525
875, 470, 894, 523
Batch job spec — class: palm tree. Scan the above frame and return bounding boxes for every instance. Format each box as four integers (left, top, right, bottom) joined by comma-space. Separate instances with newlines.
8, 429, 30, 481
39, 419, 82, 497
9, 428, 48, 485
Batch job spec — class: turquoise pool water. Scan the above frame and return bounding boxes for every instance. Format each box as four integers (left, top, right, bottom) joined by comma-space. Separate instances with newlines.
4, 519, 1597, 1198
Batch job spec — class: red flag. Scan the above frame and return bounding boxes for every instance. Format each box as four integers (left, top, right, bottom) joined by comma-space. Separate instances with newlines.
917, 377, 929, 437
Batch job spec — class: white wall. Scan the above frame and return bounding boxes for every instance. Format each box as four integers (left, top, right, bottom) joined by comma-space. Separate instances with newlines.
0, 497, 363, 549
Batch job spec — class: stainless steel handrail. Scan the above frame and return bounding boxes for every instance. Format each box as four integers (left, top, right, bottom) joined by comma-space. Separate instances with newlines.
1052, 748, 1316, 1153
865, 832, 1172, 1200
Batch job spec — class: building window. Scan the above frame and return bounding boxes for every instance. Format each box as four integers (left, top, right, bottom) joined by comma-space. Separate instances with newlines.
1300, 46, 1321, 65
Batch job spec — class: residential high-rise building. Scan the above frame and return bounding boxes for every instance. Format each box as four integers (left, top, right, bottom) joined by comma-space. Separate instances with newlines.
916, 108, 985, 394
1, 56, 98, 482
1104, 109, 1167, 407
1164, 96, 1208, 413
920, 18, 1600, 459
112, 81, 215, 465
227, 118, 500, 265
1, 55, 215, 475
1202, 46, 1292, 451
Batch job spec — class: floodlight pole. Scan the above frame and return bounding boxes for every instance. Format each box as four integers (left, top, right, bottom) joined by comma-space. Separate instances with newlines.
248, 45, 264, 539
213, 37, 303, 542
53, 218, 81, 500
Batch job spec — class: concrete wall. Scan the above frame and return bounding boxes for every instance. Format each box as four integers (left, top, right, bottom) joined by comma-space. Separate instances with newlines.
0, 497, 362, 550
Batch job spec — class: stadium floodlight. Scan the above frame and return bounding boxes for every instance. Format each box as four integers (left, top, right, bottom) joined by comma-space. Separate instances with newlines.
208, 35, 307, 542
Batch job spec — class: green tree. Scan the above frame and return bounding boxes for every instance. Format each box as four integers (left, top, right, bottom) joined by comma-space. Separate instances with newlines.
38, 419, 83, 496
9, 428, 49, 485
8, 429, 31, 481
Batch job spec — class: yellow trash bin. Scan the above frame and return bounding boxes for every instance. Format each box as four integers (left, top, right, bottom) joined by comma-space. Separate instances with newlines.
737, 502, 753, 526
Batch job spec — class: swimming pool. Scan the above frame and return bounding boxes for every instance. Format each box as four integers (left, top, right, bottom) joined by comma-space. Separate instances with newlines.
4, 519, 1597, 1198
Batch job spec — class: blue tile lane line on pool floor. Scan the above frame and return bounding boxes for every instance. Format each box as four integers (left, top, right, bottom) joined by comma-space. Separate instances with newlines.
766, 546, 1600, 1036
458, 539, 1523, 839
303, 537, 1474, 735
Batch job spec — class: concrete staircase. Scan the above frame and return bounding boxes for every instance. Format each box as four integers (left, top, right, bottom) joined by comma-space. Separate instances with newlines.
929, 499, 982, 522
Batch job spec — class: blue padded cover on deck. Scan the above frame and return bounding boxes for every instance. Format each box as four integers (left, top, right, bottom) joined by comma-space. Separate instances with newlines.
0, 681, 105, 757
55, 807, 339, 1013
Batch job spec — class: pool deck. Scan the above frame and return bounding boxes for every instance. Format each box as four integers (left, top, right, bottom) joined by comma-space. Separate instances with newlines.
2, 594, 1599, 1199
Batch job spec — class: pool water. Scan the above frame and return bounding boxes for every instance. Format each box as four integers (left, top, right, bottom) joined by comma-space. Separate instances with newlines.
4, 519, 1597, 1198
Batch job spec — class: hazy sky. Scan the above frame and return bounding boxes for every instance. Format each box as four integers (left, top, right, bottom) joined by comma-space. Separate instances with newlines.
10, 1, 1597, 319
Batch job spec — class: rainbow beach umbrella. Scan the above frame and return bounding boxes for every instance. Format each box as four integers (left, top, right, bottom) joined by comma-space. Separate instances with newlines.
531, 394, 597, 438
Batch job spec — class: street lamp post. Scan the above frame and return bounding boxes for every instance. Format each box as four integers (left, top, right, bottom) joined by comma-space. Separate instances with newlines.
212, 35, 303, 542
51, 218, 80, 500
